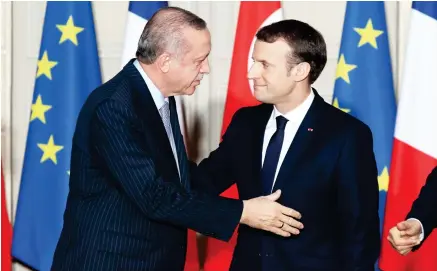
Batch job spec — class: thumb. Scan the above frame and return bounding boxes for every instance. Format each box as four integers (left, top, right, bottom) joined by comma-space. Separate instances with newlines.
398, 220, 419, 236
265, 189, 281, 201
397, 221, 411, 231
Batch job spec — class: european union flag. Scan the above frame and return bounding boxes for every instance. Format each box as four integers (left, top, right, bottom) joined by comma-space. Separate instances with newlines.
333, 0, 396, 254
12, 2, 101, 270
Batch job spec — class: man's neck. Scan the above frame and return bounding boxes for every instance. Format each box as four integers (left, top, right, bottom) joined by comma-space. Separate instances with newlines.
274, 85, 312, 115
138, 60, 171, 97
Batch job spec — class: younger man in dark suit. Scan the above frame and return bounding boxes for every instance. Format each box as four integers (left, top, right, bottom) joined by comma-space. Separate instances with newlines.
193, 19, 381, 271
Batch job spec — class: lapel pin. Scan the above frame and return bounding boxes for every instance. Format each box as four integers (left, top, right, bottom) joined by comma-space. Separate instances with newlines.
307, 128, 313, 132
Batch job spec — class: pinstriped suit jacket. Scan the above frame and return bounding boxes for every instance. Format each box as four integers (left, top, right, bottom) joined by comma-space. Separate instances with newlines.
51, 59, 243, 271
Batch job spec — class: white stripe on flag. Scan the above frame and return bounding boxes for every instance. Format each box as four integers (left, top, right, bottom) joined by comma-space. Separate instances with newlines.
395, 9, 437, 159
121, 12, 147, 66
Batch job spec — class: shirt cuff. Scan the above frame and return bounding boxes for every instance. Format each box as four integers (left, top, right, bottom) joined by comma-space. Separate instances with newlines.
407, 218, 424, 241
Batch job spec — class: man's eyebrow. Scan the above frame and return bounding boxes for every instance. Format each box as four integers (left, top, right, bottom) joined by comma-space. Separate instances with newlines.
195, 53, 209, 61
252, 57, 273, 65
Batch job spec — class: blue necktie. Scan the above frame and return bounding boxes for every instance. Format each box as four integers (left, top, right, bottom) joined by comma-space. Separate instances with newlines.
261, 116, 288, 195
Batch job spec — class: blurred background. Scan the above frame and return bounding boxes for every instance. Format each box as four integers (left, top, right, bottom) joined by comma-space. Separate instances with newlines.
1, 1, 436, 271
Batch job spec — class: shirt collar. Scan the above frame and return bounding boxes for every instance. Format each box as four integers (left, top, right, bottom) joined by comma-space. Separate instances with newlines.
134, 59, 168, 110
272, 90, 315, 124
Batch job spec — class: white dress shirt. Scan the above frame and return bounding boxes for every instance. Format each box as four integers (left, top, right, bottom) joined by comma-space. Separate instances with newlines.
133, 59, 180, 175
261, 91, 315, 192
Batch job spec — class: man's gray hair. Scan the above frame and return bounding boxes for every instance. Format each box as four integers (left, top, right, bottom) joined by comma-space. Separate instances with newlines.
136, 7, 207, 64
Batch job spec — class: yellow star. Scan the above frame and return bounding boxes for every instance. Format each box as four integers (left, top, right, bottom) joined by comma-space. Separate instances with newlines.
336, 54, 357, 84
56, 15, 84, 45
37, 135, 64, 164
333, 98, 351, 113
378, 167, 389, 192
30, 94, 52, 124
36, 51, 58, 80
354, 19, 384, 49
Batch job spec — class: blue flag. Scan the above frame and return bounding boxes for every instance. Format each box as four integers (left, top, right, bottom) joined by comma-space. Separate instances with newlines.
332, 1, 396, 263
12, 2, 101, 270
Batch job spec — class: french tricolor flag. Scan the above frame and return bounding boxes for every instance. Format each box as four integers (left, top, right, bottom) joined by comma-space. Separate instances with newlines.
380, 2, 437, 270
121, 1, 167, 66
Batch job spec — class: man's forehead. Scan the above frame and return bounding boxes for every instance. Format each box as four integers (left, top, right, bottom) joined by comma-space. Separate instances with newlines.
254, 40, 290, 56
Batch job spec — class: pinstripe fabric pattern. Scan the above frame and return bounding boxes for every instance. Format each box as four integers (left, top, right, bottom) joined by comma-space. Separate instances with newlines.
50, 59, 243, 271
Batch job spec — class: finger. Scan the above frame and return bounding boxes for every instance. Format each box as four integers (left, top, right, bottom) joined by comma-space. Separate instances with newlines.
267, 226, 291, 237
387, 235, 395, 245
395, 244, 416, 251
399, 248, 412, 256
280, 223, 300, 235
393, 237, 421, 247
400, 230, 420, 238
279, 214, 304, 229
388, 237, 398, 251
389, 226, 399, 235
280, 205, 302, 219
405, 224, 420, 236
271, 219, 284, 228
265, 190, 281, 201
398, 222, 418, 237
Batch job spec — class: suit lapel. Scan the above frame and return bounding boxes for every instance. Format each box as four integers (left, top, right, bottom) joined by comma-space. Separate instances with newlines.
123, 60, 181, 184
252, 104, 275, 195
272, 92, 324, 192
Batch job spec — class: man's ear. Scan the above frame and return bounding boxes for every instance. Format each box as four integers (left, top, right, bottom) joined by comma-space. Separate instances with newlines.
293, 62, 311, 82
156, 52, 171, 73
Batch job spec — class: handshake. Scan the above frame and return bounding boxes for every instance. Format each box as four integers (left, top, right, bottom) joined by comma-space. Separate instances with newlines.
387, 219, 423, 255
239, 189, 304, 237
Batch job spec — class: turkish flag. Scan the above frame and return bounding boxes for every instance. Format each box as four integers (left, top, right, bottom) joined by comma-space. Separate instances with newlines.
379, 2, 437, 271
203, 2, 283, 270
2, 163, 12, 271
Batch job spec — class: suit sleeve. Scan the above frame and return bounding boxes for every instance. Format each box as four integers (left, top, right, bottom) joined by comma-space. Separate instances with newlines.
407, 165, 437, 243
90, 99, 243, 241
335, 124, 381, 271
191, 110, 244, 195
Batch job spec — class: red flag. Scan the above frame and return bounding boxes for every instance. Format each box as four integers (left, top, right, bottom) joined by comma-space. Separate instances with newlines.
204, 2, 283, 270
176, 96, 203, 271
2, 163, 12, 271
379, 3, 437, 270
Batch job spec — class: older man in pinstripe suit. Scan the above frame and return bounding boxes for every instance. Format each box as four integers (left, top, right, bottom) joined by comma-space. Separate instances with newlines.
51, 7, 302, 271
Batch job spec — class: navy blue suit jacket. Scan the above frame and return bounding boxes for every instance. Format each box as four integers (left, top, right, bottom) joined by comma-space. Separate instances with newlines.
193, 91, 381, 271
408, 165, 437, 246
51, 60, 243, 271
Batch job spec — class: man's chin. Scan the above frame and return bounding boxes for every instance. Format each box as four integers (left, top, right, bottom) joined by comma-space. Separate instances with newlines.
183, 86, 197, 96
253, 91, 268, 103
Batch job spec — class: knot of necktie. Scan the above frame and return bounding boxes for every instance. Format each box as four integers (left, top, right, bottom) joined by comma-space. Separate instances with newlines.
276, 116, 288, 130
